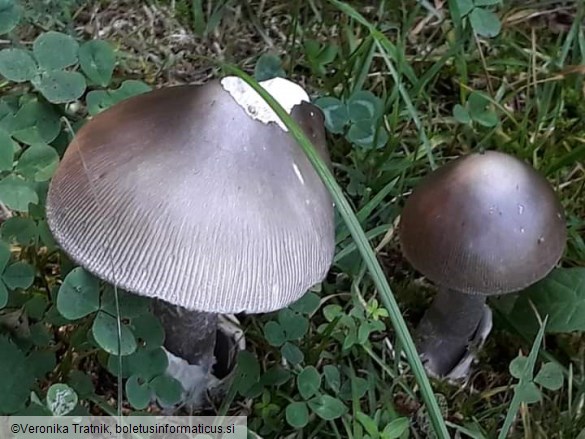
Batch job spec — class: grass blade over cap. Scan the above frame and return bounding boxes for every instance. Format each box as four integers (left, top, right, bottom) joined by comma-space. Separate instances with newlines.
222, 65, 450, 439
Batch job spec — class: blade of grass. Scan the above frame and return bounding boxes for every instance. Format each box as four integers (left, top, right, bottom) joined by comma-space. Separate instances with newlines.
335, 224, 391, 263
336, 177, 399, 243
190, 0, 206, 36
350, 35, 377, 92
545, 143, 585, 175
221, 66, 450, 439
445, 421, 487, 439
445, 0, 469, 102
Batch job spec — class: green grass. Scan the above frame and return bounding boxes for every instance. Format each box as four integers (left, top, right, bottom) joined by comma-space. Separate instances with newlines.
1, 0, 585, 438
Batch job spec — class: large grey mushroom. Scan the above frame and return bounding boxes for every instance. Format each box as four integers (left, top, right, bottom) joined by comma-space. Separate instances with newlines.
399, 151, 566, 379
46, 76, 335, 406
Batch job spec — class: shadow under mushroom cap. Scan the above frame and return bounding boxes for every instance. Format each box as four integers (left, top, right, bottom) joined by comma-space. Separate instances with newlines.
46, 79, 335, 314
399, 150, 567, 296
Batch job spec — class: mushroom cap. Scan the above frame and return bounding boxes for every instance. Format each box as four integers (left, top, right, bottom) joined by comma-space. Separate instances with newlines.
46, 77, 335, 313
399, 151, 566, 295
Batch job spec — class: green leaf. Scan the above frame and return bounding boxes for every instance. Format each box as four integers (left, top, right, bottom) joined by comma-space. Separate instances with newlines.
289, 291, 321, 315
382, 417, 410, 439
0, 174, 38, 211
260, 366, 291, 386
10, 99, 61, 145
150, 375, 182, 406
278, 309, 308, 340
37, 219, 57, 250
347, 90, 384, 122
506, 268, 585, 334
45, 304, 70, 327
340, 376, 369, 400
25, 295, 49, 321
347, 120, 388, 149
33, 31, 79, 70
515, 381, 542, 404
281, 342, 304, 365
0, 129, 14, 171
534, 362, 564, 391
233, 351, 260, 395
28, 350, 56, 377
29, 322, 52, 348
3, 261, 34, 289
474, 0, 501, 6
68, 371, 94, 398
469, 7, 502, 38
0, 0, 21, 34
285, 401, 309, 428
242, 382, 263, 399
509, 355, 528, 379
455, 0, 474, 16
107, 354, 130, 378
323, 304, 343, 322
303, 40, 320, 59
78, 40, 116, 87
0, 240, 9, 272
92, 311, 137, 356
86, 80, 151, 115
254, 54, 285, 82
453, 104, 471, 124
357, 322, 370, 344
15, 143, 59, 181
100, 287, 150, 318
356, 411, 379, 438
126, 375, 152, 410
0, 48, 37, 82
467, 91, 498, 127
1, 216, 38, 245
323, 365, 341, 393
0, 337, 35, 414
131, 313, 165, 350
315, 97, 349, 134
46, 383, 78, 416
109, 79, 150, 99
297, 366, 321, 400
34, 71, 86, 104
126, 348, 168, 380
304, 40, 337, 75
0, 282, 7, 308
56, 267, 100, 320
264, 321, 286, 347
308, 394, 348, 420
85, 90, 114, 116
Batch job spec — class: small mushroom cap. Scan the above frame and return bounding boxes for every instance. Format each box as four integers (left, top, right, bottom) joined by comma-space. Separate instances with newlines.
46, 77, 334, 313
399, 151, 566, 295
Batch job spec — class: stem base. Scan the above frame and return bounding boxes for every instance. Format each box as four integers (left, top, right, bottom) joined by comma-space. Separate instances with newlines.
416, 288, 493, 380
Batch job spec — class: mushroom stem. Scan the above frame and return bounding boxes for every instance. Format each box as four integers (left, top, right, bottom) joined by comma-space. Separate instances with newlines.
415, 288, 487, 378
152, 300, 218, 372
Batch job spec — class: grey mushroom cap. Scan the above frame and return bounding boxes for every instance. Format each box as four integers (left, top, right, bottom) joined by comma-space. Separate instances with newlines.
46, 79, 335, 314
399, 151, 566, 296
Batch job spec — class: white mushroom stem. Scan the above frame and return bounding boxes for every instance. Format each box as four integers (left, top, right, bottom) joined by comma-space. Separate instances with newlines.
163, 349, 218, 410
152, 300, 218, 372
416, 288, 492, 378
153, 307, 246, 411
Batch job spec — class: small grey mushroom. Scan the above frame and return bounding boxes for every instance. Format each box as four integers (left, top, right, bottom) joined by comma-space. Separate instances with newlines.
399, 150, 567, 379
46, 76, 335, 408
